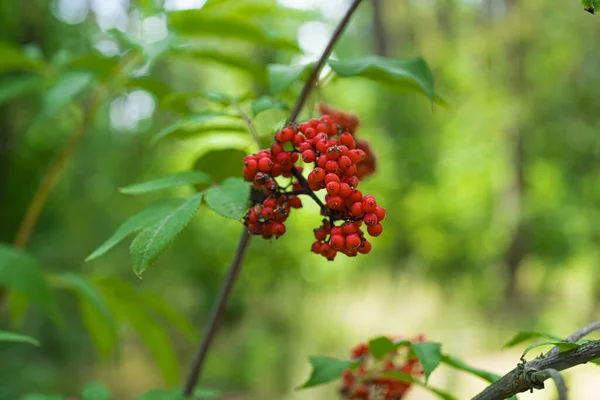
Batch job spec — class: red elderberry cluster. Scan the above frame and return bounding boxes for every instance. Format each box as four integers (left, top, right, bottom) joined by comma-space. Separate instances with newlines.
341, 335, 426, 400
242, 105, 385, 259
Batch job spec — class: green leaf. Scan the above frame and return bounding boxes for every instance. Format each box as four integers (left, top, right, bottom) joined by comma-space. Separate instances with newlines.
368, 336, 396, 359
0, 244, 61, 324
267, 63, 314, 93
300, 356, 353, 388
0, 74, 43, 106
22, 395, 65, 400
51, 273, 116, 357
521, 341, 585, 359
130, 193, 202, 277
80, 382, 111, 400
133, 388, 219, 400
0, 330, 39, 346
205, 178, 250, 220
86, 198, 185, 262
168, 11, 299, 51
193, 148, 249, 183
126, 77, 173, 101
119, 171, 212, 195
583, 0, 600, 13
440, 354, 500, 383
381, 371, 457, 400
141, 293, 197, 342
328, 56, 441, 102
0, 41, 42, 73
151, 112, 233, 143
411, 342, 442, 382
503, 331, 562, 348
68, 52, 120, 75
251, 95, 288, 117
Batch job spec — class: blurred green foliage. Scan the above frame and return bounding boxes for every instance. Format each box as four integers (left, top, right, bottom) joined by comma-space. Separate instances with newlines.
1, 0, 600, 399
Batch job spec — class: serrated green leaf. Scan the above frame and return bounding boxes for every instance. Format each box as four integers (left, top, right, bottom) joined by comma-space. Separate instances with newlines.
521, 341, 583, 359
151, 112, 234, 142
51, 273, 116, 357
0, 74, 43, 106
300, 356, 353, 388
440, 354, 500, 383
381, 371, 457, 400
267, 63, 314, 93
328, 56, 442, 103
503, 331, 562, 348
205, 178, 250, 220
0, 330, 39, 346
411, 342, 442, 382
251, 95, 288, 117
86, 198, 185, 262
368, 336, 395, 359
168, 11, 299, 51
119, 171, 212, 195
0, 244, 61, 325
130, 193, 202, 277
80, 382, 111, 400
0, 41, 42, 73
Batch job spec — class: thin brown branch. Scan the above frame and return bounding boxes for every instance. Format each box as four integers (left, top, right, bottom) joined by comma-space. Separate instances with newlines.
472, 338, 600, 400
181, 1, 365, 396
547, 320, 600, 357
529, 369, 568, 400
288, 0, 365, 123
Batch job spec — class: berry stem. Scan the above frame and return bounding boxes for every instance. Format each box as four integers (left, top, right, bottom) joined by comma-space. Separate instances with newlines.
182, 229, 251, 397
288, 0, 365, 123
290, 166, 328, 212
182, 0, 365, 395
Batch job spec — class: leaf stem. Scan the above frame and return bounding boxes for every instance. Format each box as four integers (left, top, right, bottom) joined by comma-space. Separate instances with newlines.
181, 0, 365, 396
232, 102, 261, 149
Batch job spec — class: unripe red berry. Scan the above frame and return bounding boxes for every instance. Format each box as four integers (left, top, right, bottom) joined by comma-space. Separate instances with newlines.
302, 150, 316, 163
326, 181, 340, 195
362, 195, 377, 213
350, 202, 364, 218
325, 160, 339, 173
375, 206, 386, 221
367, 222, 383, 237
311, 241, 322, 254
364, 212, 378, 226
262, 207, 274, 219
330, 234, 345, 250
342, 222, 357, 235
345, 233, 361, 249
326, 195, 343, 210
258, 157, 273, 172
325, 173, 340, 184
272, 223, 286, 237
339, 133, 356, 149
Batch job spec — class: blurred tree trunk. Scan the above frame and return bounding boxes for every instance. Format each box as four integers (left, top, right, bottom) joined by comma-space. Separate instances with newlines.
503, 0, 527, 301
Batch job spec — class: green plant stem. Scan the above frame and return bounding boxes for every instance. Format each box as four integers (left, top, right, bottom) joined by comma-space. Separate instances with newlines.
181, 0, 365, 396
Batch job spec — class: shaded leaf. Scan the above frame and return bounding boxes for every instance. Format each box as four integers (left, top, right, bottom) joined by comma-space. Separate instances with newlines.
251, 95, 288, 117
151, 112, 233, 142
368, 336, 395, 359
126, 77, 173, 101
521, 341, 585, 359
86, 198, 185, 262
130, 193, 202, 277
0, 74, 43, 106
193, 148, 249, 183
328, 56, 441, 102
267, 63, 314, 93
0, 41, 42, 73
0, 330, 39, 346
141, 292, 197, 342
205, 178, 250, 220
68, 52, 120, 75
301, 356, 353, 388
411, 342, 442, 382
120, 171, 212, 195
440, 354, 500, 383
0, 245, 61, 324
503, 331, 562, 348
80, 382, 111, 400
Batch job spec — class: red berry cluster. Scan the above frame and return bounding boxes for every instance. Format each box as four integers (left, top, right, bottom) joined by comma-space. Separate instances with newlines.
340, 336, 425, 400
242, 105, 384, 259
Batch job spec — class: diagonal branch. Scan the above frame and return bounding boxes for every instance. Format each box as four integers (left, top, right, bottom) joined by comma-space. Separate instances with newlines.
181, 0, 365, 396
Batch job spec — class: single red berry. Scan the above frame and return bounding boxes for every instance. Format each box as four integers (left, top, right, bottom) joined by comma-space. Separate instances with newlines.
346, 234, 361, 249
263, 197, 277, 209
272, 223, 286, 237
338, 155, 352, 170
325, 173, 340, 184
289, 196, 302, 208
330, 234, 345, 250
299, 142, 312, 153
364, 212, 378, 226
304, 127, 316, 139
262, 207, 274, 219
348, 190, 363, 203
326, 195, 343, 210
311, 167, 326, 182
331, 226, 343, 236
317, 154, 328, 168
271, 143, 284, 155
314, 227, 327, 241
271, 163, 283, 177
338, 182, 352, 198
276, 152, 291, 167
343, 165, 356, 177
258, 157, 273, 172
342, 222, 357, 235
302, 149, 316, 163
315, 139, 328, 154
339, 133, 356, 149
292, 133, 306, 147
367, 222, 383, 237
350, 202, 364, 217
375, 206, 386, 221
280, 127, 295, 143
311, 241, 322, 254
245, 158, 258, 172
358, 239, 372, 254
299, 122, 311, 132
316, 122, 330, 135
326, 147, 341, 160
362, 195, 377, 212
348, 149, 365, 164
325, 160, 339, 173
326, 181, 340, 195
345, 176, 359, 188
